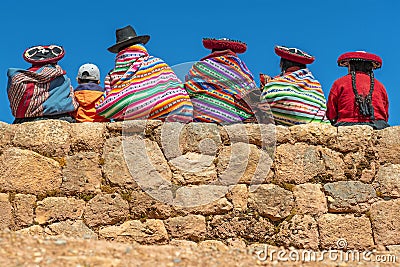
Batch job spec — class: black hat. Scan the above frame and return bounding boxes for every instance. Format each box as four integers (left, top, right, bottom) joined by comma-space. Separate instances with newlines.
107, 25, 150, 53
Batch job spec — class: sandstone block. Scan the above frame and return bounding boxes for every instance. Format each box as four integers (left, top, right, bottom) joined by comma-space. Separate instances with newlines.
164, 215, 206, 242
375, 126, 400, 164
181, 123, 222, 156
35, 197, 86, 225
61, 152, 102, 194
293, 183, 327, 216
70, 123, 107, 152
226, 184, 249, 212
45, 220, 97, 239
0, 193, 12, 230
324, 181, 377, 213
16, 225, 44, 236
217, 143, 273, 185
289, 123, 337, 146
318, 214, 374, 250
170, 153, 217, 185
129, 190, 177, 220
248, 184, 294, 221
370, 199, 400, 246
276, 215, 319, 250
99, 219, 168, 244
0, 122, 14, 151
0, 148, 62, 195
12, 120, 71, 157
184, 197, 233, 216
13, 194, 36, 228
334, 125, 374, 153
222, 123, 277, 149
84, 194, 129, 227
198, 240, 229, 251
275, 125, 293, 144
374, 164, 400, 198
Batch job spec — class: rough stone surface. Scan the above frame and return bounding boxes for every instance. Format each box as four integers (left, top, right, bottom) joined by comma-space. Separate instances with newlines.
275, 144, 345, 184
217, 143, 273, 185
12, 120, 71, 157
180, 123, 222, 156
35, 197, 86, 225
84, 194, 129, 227
207, 214, 275, 243
13, 194, 36, 229
226, 184, 249, 212
0, 122, 14, 151
290, 123, 337, 146
318, 214, 374, 250
334, 125, 374, 153
102, 137, 139, 189
45, 220, 97, 239
170, 153, 217, 185
248, 184, 294, 221
324, 181, 377, 213
370, 199, 400, 246
0, 193, 13, 230
16, 225, 44, 236
375, 126, 400, 164
222, 124, 277, 149
198, 240, 229, 251
0, 148, 62, 195
129, 190, 178, 220
184, 197, 233, 216
343, 151, 376, 180
164, 215, 207, 242
373, 164, 400, 198
61, 152, 102, 194
276, 215, 319, 250
70, 123, 107, 152
293, 183, 327, 216
275, 125, 293, 144
99, 220, 169, 244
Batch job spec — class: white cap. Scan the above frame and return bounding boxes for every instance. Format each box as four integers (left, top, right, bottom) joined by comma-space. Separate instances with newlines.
77, 63, 100, 81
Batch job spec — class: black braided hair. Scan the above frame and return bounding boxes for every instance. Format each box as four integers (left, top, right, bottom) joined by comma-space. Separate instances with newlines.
349, 60, 375, 120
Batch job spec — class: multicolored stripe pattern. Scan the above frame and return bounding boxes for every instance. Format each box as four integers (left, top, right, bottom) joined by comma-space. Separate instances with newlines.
96, 44, 193, 122
185, 51, 257, 123
261, 69, 328, 126
7, 65, 78, 118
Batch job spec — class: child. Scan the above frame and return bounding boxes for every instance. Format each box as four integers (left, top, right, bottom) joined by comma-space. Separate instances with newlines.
72, 63, 109, 122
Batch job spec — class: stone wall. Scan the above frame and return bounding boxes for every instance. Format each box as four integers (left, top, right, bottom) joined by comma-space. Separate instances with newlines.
0, 120, 400, 252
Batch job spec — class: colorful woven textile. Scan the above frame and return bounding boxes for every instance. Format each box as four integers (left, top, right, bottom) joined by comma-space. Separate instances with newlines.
96, 44, 193, 122
261, 69, 328, 126
7, 65, 78, 118
184, 50, 257, 123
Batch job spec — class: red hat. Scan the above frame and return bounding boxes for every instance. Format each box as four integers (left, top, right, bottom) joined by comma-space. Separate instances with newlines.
338, 51, 382, 69
23, 45, 65, 65
203, 38, 247, 54
274, 45, 315, 65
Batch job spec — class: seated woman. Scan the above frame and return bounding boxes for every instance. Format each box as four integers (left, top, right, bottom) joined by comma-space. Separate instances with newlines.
7, 45, 78, 124
96, 25, 193, 122
260, 45, 328, 126
185, 38, 258, 124
326, 51, 389, 130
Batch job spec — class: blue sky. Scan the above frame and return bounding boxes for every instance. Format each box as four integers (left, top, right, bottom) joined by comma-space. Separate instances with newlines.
1, 0, 398, 125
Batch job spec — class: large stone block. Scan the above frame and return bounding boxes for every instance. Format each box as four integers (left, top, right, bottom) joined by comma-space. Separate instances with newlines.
274, 144, 345, 184
164, 215, 207, 242
12, 120, 71, 157
0, 122, 14, 151
318, 214, 374, 250
99, 219, 169, 244
289, 123, 337, 146
84, 194, 129, 227
70, 123, 107, 152
45, 220, 97, 240
0, 193, 13, 230
183, 197, 233, 216
222, 123, 277, 148
207, 214, 275, 243
334, 125, 374, 153
170, 153, 217, 185
35, 197, 86, 225
248, 184, 294, 221
276, 215, 319, 250
293, 183, 327, 216
129, 190, 177, 220
374, 164, 400, 198
180, 123, 222, 156
324, 181, 377, 213
226, 184, 249, 212
217, 143, 273, 185
0, 148, 62, 195
13, 194, 36, 228
370, 199, 400, 246
375, 126, 400, 164
61, 152, 102, 194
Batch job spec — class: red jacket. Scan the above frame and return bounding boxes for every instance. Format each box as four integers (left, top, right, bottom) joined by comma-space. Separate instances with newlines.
327, 72, 389, 123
